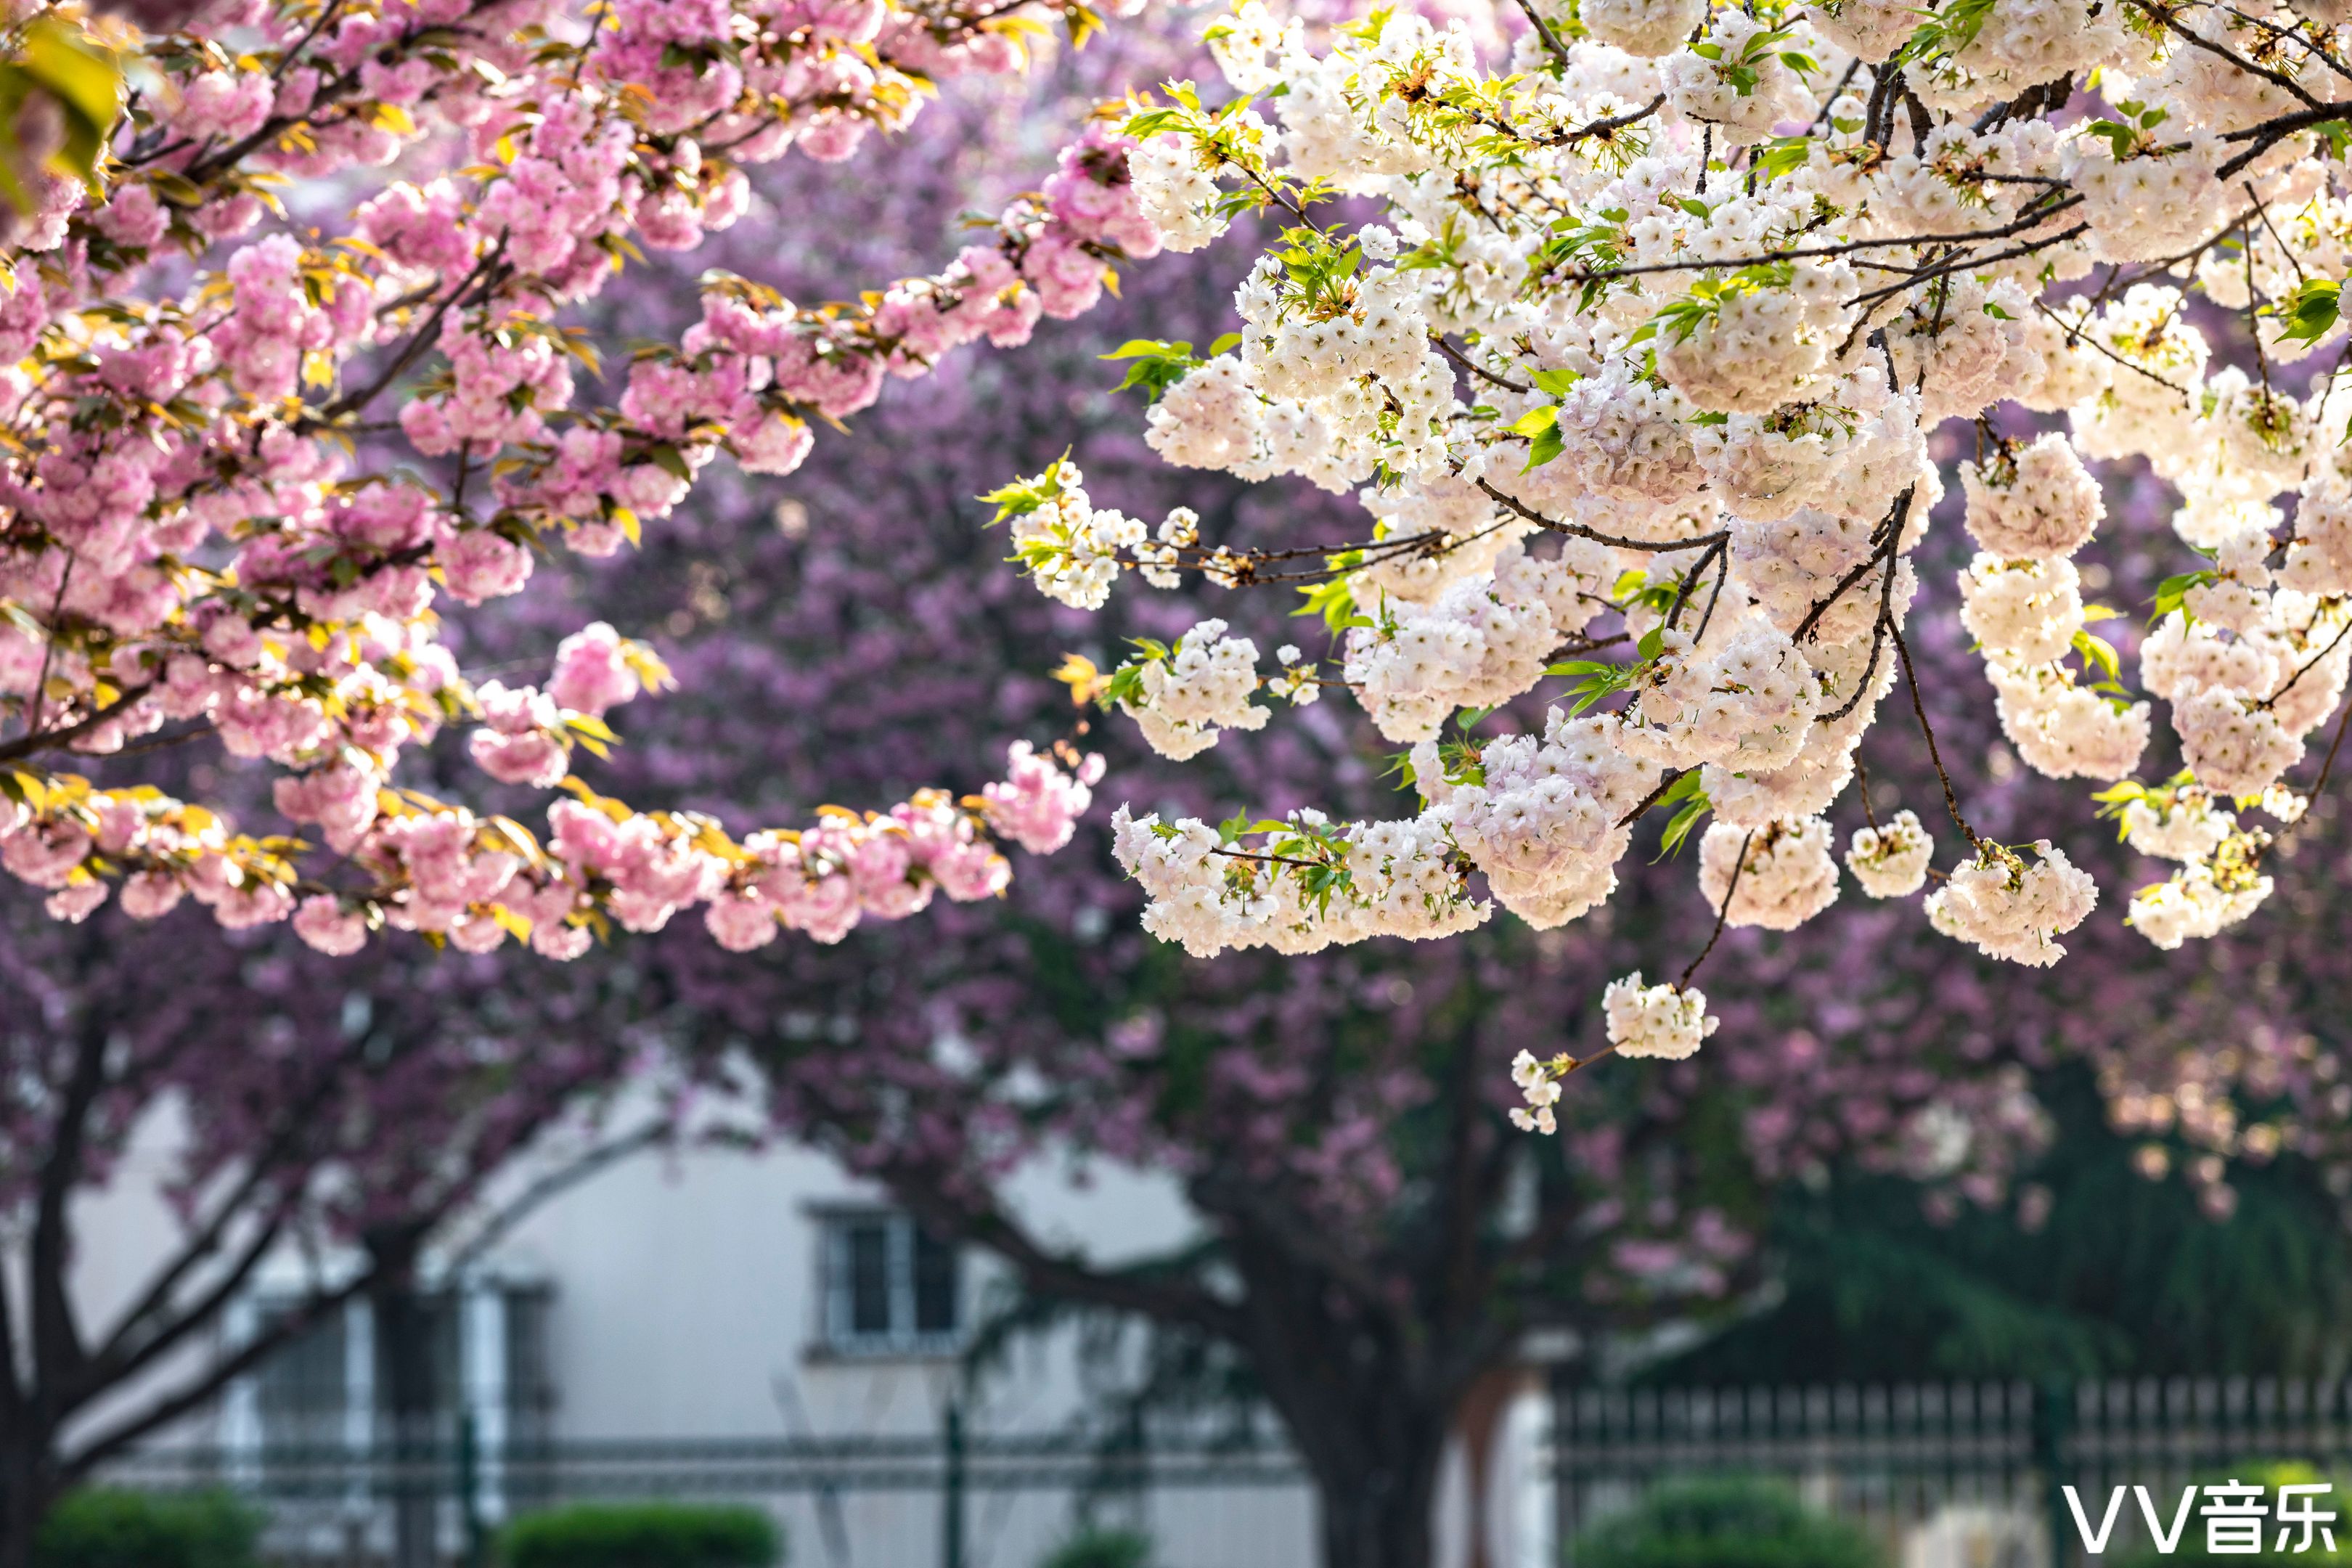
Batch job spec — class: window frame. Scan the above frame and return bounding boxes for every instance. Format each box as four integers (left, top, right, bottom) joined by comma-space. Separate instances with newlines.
814, 1209, 965, 1359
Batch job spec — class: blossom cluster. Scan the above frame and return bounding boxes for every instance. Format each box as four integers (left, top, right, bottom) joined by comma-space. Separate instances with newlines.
0, 0, 1153, 951
977, 0, 2352, 1116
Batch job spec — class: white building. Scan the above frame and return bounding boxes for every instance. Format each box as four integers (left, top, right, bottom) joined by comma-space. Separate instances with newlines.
74, 1105, 1556, 1568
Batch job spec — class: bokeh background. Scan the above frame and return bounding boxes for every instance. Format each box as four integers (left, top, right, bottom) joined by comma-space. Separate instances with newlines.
12, 6, 2352, 1568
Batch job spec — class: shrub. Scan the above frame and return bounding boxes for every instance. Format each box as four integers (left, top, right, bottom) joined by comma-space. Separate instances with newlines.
1570, 1474, 1885, 1568
1038, 1527, 1153, 1568
2111, 1461, 2352, 1567
32, 1488, 263, 1568
500, 1503, 783, 1568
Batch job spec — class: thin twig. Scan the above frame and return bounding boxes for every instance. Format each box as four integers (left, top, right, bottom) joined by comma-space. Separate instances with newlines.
1680, 830, 1754, 987
1615, 767, 1686, 830
1431, 334, 1533, 395
1892, 622, 1985, 853
2256, 615, 2352, 711
1476, 478, 1728, 555
19, 555, 74, 744
1509, 0, 1572, 68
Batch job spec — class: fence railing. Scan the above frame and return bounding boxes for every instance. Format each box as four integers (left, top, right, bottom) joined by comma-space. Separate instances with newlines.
100, 1378, 2352, 1567
105, 1423, 1315, 1568
1556, 1377, 2352, 1566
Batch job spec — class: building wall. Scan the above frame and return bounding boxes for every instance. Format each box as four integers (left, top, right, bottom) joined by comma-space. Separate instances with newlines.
477, 1132, 1204, 1442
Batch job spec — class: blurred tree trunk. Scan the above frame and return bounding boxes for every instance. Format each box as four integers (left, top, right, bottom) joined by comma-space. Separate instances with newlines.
368, 1230, 437, 1568
0, 1434, 55, 1568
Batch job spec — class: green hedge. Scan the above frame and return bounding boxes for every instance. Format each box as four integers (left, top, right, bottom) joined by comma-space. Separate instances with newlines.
32, 1489, 262, 1568
500, 1503, 782, 1568
2111, 1462, 2352, 1567
1570, 1474, 1885, 1568
1038, 1527, 1153, 1568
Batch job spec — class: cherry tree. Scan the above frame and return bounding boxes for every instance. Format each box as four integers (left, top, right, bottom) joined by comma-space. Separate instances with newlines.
0, 887, 665, 1568
971, 0, 2352, 1118
7, 0, 2352, 1143
524, 107, 2064, 1563
0, 0, 1128, 956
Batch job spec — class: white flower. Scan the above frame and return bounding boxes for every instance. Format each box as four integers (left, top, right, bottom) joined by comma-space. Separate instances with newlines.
1603, 972, 1718, 1061
1924, 841, 2098, 966
1846, 810, 1933, 899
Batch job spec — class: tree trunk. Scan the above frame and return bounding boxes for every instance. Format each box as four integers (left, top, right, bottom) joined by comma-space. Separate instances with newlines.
1301, 1415, 1448, 1568
359, 1224, 439, 1568
0, 1434, 54, 1568
372, 1271, 440, 1568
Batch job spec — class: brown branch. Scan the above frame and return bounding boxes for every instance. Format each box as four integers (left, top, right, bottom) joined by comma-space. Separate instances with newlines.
1792, 488, 1914, 645
2255, 614, 2352, 711
312, 243, 508, 425
1559, 192, 2086, 285
1431, 333, 1533, 394
19, 555, 75, 744
0, 681, 159, 766
1615, 767, 1687, 830
1509, 0, 1572, 68
61, 1270, 379, 1485
1892, 621, 1985, 852
1475, 477, 1728, 555
1537, 91, 1667, 147
1680, 829, 1754, 987
2120, 0, 2327, 112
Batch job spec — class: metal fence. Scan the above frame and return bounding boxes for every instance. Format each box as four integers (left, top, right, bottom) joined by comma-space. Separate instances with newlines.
105, 1418, 1317, 1568
101, 1378, 2352, 1568
1557, 1376, 2352, 1567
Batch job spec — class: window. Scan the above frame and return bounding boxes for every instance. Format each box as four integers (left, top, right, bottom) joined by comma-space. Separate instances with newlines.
820, 1212, 962, 1353
253, 1307, 348, 1463
232, 1281, 554, 1466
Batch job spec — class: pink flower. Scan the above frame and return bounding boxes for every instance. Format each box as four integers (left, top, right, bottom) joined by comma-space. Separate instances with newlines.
293, 894, 370, 955
3, 818, 91, 888
470, 729, 570, 788
210, 878, 297, 929
705, 889, 780, 950
548, 622, 641, 717
120, 870, 187, 920
44, 879, 108, 923
442, 530, 534, 605
354, 179, 477, 273
173, 70, 275, 144
732, 409, 813, 475
981, 741, 1101, 854
275, 758, 383, 850
448, 913, 509, 953
533, 920, 593, 960
91, 184, 167, 250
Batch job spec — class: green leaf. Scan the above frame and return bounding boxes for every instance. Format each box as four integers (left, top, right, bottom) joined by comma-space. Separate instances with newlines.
2149, 568, 2218, 624
1751, 136, 1811, 181
1101, 338, 1193, 361
1520, 422, 1564, 472
1656, 774, 1712, 859
1294, 551, 1366, 635
2072, 628, 2123, 687
1098, 663, 1146, 711
0, 17, 122, 209
1548, 658, 1638, 716
2277, 278, 2342, 346
1100, 339, 1206, 401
